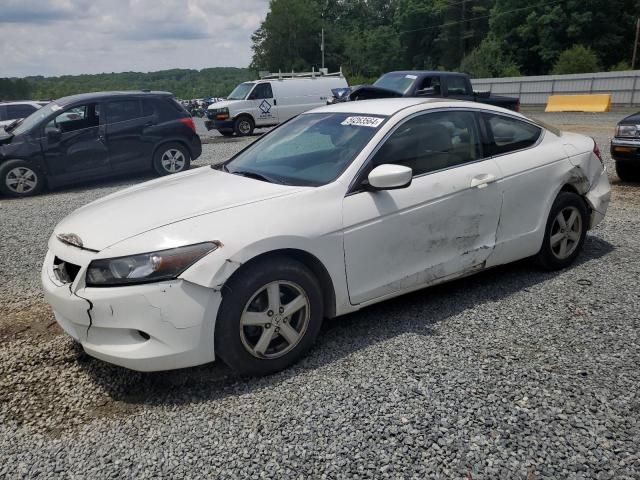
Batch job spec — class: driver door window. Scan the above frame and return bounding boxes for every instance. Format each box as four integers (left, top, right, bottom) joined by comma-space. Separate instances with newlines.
250, 83, 274, 100
370, 110, 482, 177
47, 104, 99, 133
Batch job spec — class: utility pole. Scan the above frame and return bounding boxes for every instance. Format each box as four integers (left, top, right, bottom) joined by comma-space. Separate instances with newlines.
633, 18, 640, 69
321, 27, 325, 70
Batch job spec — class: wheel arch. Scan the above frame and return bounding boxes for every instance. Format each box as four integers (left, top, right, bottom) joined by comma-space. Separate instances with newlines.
233, 112, 255, 124
221, 248, 337, 319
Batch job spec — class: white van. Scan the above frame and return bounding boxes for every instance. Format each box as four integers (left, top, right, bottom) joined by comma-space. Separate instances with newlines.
205, 73, 348, 136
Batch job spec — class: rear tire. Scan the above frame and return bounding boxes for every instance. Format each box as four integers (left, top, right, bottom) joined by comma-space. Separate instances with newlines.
233, 116, 254, 137
615, 161, 640, 182
152, 143, 190, 176
0, 160, 44, 198
215, 256, 323, 376
535, 192, 588, 270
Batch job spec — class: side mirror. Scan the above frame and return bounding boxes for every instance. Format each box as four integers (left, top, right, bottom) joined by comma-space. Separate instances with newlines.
367, 164, 413, 191
416, 87, 435, 97
46, 127, 61, 140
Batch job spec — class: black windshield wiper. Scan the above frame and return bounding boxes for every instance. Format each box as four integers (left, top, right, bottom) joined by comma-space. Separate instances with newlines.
211, 162, 229, 172
231, 169, 281, 184
4, 119, 20, 132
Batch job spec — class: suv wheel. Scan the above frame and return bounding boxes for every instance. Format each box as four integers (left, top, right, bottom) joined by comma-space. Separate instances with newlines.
153, 143, 191, 176
234, 116, 254, 137
0, 160, 44, 198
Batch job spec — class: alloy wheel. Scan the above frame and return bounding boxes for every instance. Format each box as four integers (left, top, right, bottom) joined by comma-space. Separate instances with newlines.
5, 167, 38, 194
160, 149, 186, 173
239, 280, 310, 359
550, 206, 582, 260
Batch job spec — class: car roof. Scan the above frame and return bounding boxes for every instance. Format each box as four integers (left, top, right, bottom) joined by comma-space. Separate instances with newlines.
54, 90, 173, 106
307, 98, 526, 118
382, 71, 470, 78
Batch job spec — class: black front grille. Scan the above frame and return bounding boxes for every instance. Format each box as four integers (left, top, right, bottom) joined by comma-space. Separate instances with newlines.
53, 257, 81, 284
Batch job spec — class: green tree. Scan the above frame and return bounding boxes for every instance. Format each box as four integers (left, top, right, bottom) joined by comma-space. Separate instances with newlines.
250, 0, 323, 72
551, 45, 601, 75
459, 35, 521, 77
490, 0, 637, 75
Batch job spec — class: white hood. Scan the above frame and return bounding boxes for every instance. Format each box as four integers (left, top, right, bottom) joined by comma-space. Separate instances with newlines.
207, 99, 242, 111
54, 168, 303, 251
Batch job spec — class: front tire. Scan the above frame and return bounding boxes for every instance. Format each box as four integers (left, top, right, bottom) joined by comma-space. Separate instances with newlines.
233, 116, 254, 137
0, 160, 44, 198
153, 143, 191, 176
215, 257, 323, 376
536, 192, 588, 270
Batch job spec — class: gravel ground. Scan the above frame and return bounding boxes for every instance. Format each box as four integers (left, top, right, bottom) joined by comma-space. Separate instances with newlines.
0, 112, 639, 479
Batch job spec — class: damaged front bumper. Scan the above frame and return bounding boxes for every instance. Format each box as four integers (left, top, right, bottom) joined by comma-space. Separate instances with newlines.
41, 244, 221, 372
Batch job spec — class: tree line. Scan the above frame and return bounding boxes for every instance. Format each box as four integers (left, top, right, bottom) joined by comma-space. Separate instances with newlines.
0, 68, 253, 101
251, 0, 639, 83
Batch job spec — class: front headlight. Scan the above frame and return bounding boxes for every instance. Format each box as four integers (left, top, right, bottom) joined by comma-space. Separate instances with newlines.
616, 124, 639, 138
86, 242, 218, 287
215, 107, 230, 120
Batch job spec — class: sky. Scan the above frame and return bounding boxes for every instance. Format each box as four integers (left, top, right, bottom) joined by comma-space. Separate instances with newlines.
0, 0, 270, 77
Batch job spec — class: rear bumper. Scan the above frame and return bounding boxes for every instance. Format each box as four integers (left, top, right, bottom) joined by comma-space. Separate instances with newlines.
190, 135, 202, 160
41, 246, 220, 372
610, 138, 640, 162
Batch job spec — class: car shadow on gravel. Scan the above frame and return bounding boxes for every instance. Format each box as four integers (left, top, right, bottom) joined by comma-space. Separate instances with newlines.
78, 235, 614, 416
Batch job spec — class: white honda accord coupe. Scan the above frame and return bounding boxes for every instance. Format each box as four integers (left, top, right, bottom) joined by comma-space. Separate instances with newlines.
42, 98, 610, 375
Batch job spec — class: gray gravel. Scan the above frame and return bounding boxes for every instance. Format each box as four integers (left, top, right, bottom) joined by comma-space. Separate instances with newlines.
1, 112, 639, 479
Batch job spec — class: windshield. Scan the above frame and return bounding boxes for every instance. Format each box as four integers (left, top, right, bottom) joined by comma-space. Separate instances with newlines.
225, 112, 386, 187
373, 73, 417, 95
10, 102, 61, 136
227, 82, 255, 100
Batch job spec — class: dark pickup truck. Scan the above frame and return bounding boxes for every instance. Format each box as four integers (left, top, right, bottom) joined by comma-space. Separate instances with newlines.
332, 71, 520, 111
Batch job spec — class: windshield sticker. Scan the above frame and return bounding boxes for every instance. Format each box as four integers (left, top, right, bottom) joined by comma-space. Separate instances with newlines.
405, 74, 417, 79
51, 104, 62, 112
341, 116, 384, 128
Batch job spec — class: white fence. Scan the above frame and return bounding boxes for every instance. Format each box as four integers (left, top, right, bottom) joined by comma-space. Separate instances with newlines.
471, 70, 640, 106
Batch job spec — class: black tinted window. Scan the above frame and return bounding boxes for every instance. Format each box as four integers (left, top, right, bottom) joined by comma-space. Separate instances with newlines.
6, 104, 37, 119
106, 100, 142, 123
142, 99, 155, 116
446, 76, 469, 96
418, 76, 441, 95
372, 111, 482, 176
485, 114, 542, 155
251, 83, 273, 99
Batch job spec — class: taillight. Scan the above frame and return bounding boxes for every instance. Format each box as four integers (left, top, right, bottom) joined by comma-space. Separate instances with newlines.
592, 138, 603, 165
180, 117, 196, 133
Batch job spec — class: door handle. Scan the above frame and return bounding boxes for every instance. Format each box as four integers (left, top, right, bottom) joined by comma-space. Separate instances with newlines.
273, 99, 277, 105
470, 173, 496, 189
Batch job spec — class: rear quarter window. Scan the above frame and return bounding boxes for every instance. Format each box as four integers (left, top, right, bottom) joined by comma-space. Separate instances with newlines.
484, 113, 542, 156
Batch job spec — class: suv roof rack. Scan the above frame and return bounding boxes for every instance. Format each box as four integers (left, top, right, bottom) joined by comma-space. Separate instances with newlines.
259, 66, 344, 80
